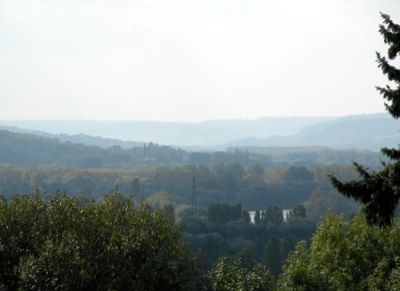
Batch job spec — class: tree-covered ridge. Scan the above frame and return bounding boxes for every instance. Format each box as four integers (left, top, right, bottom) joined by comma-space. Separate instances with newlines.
0, 130, 187, 168
0, 129, 382, 169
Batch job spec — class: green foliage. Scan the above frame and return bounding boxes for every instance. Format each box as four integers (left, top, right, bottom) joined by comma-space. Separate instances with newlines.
261, 206, 284, 226
242, 209, 251, 223
0, 193, 196, 290
292, 204, 306, 218
278, 242, 320, 291
207, 257, 273, 291
304, 189, 359, 221
264, 235, 282, 275
163, 203, 176, 223
282, 166, 314, 182
249, 164, 265, 175
207, 203, 242, 225
278, 213, 400, 290
183, 204, 315, 276
254, 210, 261, 225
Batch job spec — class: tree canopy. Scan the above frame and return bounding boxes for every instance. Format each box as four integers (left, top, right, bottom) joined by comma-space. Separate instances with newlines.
207, 257, 273, 291
0, 193, 197, 290
278, 213, 400, 290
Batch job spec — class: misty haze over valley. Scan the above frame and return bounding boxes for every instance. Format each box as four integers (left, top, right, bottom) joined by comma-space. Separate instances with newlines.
0, 112, 397, 150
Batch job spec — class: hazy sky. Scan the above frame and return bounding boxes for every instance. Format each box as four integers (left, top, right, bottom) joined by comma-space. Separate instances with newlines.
1, 0, 399, 121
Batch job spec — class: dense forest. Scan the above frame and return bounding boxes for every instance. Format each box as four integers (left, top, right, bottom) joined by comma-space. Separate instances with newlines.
1, 115, 385, 289
0, 129, 365, 289
0, 161, 359, 215
0, 129, 363, 287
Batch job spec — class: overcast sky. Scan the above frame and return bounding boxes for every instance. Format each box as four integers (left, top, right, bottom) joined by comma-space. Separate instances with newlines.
1, 0, 399, 121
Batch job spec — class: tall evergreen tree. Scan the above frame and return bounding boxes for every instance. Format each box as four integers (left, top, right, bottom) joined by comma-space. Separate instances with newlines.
254, 210, 261, 225
191, 176, 197, 217
242, 209, 251, 223
329, 13, 400, 227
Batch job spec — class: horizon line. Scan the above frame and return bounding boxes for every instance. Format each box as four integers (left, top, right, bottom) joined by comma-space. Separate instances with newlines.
0, 112, 387, 123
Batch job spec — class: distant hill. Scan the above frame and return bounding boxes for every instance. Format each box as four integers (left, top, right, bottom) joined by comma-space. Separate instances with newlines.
226, 146, 383, 168
0, 130, 186, 168
0, 117, 334, 147
0, 125, 145, 149
0, 130, 275, 168
1, 114, 395, 150
226, 113, 400, 151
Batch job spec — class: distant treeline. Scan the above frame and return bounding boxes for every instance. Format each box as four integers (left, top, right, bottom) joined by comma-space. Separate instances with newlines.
0, 163, 359, 220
